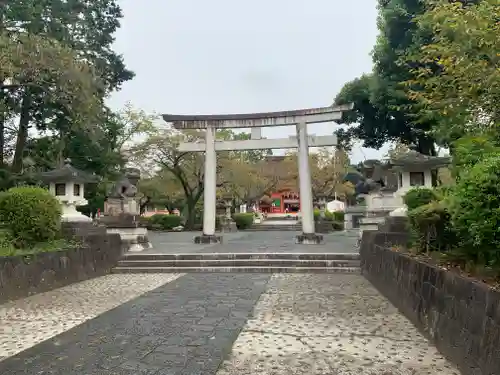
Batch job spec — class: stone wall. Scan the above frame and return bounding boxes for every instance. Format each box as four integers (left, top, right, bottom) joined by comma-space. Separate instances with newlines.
361, 230, 500, 375
0, 233, 124, 304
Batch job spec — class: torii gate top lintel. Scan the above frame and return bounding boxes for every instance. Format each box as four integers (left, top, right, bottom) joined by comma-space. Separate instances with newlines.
162, 103, 353, 129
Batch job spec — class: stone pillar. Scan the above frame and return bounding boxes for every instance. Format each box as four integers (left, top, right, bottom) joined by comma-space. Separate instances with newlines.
295, 122, 323, 244
194, 127, 221, 244
344, 212, 354, 230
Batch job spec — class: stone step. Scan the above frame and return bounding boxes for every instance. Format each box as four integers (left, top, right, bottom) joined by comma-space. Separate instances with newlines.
247, 225, 302, 231
117, 259, 361, 268
264, 216, 299, 221
121, 252, 360, 261
112, 266, 360, 274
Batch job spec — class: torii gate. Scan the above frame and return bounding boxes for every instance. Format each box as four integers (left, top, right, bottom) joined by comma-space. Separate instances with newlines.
162, 103, 352, 244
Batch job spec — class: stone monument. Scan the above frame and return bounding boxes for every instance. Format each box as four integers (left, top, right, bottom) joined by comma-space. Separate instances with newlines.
163, 104, 353, 245
99, 168, 151, 252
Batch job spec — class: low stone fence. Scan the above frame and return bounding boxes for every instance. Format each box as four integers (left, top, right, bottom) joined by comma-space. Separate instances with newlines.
361, 230, 500, 375
0, 233, 124, 304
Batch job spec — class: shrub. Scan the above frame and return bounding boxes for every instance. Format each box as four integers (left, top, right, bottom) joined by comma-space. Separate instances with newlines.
450, 154, 500, 266
331, 221, 344, 231
408, 201, 455, 253
404, 187, 438, 211
332, 210, 345, 222
149, 214, 182, 230
233, 213, 254, 229
0, 186, 61, 247
314, 209, 343, 222
452, 135, 500, 175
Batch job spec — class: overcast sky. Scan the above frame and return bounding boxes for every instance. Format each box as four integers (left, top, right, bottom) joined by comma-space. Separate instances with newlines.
108, 0, 388, 162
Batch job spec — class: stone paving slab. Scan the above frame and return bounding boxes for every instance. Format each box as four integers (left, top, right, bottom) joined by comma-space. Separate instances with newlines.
0, 274, 181, 361
0, 274, 271, 375
217, 274, 461, 375
146, 231, 358, 255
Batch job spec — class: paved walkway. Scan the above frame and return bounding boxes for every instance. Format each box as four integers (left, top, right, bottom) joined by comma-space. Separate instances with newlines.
0, 273, 460, 374
145, 231, 359, 254
0, 232, 460, 374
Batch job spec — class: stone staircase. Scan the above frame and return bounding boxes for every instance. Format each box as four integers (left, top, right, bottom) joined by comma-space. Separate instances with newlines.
112, 252, 360, 274
248, 222, 302, 231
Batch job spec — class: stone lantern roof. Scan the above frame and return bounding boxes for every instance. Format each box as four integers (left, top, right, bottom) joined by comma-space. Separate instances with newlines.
39, 159, 99, 184
388, 151, 451, 170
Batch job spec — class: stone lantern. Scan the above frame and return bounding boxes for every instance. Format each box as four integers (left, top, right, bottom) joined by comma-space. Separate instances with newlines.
98, 168, 151, 252
315, 194, 333, 233
40, 159, 98, 223
218, 194, 237, 232
388, 151, 451, 216
315, 194, 329, 219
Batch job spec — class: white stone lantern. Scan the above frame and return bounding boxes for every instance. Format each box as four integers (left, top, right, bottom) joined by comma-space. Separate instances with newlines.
40, 160, 99, 222
388, 151, 451, 216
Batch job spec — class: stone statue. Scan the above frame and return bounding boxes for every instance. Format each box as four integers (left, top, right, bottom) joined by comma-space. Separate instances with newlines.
344, 160, 386, 197
104, 168, 141, 216
107, 168, 140, 199
99, 167, 152, 252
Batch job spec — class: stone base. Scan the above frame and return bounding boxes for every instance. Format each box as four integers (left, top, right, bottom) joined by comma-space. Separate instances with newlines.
316, 221, 332, 234
106, 227, 151, 252
61, 221, 106, 238
295, 233, 324, 245
98, 214, 140, 228
221, 221, 238, 232
194, 234, 222, 244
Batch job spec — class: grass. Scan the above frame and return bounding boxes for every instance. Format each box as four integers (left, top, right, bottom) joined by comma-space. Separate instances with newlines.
0, 229, 81, 257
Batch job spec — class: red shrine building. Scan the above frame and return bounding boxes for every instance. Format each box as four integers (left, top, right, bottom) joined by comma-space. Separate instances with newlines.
259, 190, 301, 214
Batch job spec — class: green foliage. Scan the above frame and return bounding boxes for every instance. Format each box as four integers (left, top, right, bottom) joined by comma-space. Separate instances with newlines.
0, 237, 76, 257
451, 136, 500, 176
334, 0, 436, 155
232, 213, 254, 230
0, 0, 133, 174
0, 187, 61, 247
404, 188, 438, 211
408, 201, 455, 253
331, 211, 345, 222
314, 209, 344, 222
149, 214, 182, 230
404, 0, 499, 143
450, 154, 500, 267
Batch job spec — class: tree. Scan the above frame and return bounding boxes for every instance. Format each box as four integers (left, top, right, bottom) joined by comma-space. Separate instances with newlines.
335, 0, 437, 155
0, 32, 102, 169
310, 148, 354, 200
131, 127, 237, 229
404, 0, 500, 145
0, 0, 133, 173
222, 155, 296, 206
273, 149, 353, 201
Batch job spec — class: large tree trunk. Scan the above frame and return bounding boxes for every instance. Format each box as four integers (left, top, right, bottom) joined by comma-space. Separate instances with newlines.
184, 199, 197, 230
12, 93, 31, 173
184, 189, 204, 230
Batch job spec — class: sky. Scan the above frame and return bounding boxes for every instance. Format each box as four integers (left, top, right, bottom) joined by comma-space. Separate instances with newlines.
108, 0, 389, 163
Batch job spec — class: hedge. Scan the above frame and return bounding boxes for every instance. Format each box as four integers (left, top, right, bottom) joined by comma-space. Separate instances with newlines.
404, 187, 438, 211
450, 154, 500, 267
148, 214, 182, 230
233, 213, 254, 229
0, 186, 62, 247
